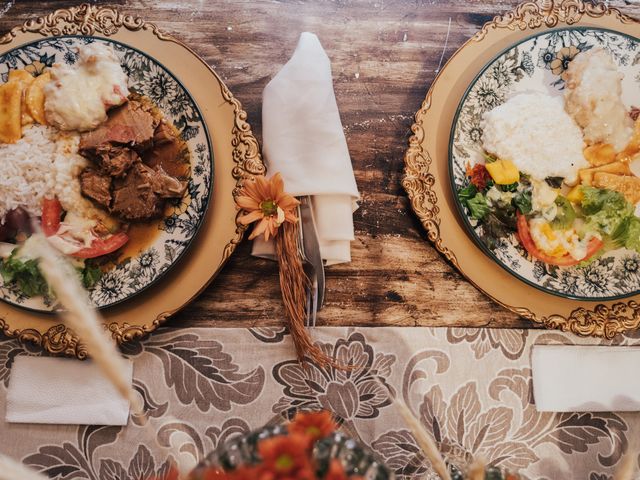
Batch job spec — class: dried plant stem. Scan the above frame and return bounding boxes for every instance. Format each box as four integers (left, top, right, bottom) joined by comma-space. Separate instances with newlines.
467, 458, 486, 480
0, 454, 49, 480
276, 221, 343, 369
615, 453, 635, 480
29, 233, 191, 479
615, 435, 639, 480
31, 234, 140, 412
385, 387, 451, 480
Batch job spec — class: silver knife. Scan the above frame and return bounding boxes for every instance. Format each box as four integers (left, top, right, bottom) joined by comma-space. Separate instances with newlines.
298, 196, 325, 310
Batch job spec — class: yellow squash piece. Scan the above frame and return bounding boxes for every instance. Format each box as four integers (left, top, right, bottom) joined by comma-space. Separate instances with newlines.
485, 159, 519, 185
8, 69, 35, 125
0, 80, 23, 143
566, 185, 584, 203
25, 71, 50, 125
584, 143, 616, 167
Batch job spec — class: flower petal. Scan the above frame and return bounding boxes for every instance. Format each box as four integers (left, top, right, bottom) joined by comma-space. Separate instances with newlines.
248, 218, 269, 240
284, 211, 298, 223
239, 180, 262, 202
236, 195, 260, 210
270, 172, 285, 199
277, 194, 300, 209
239, 210, 264, 226
255, 175, 272, 200
264, 218, 278, 242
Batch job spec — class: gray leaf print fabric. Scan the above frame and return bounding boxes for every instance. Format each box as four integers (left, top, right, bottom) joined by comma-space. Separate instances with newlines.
1, 326, 639, 479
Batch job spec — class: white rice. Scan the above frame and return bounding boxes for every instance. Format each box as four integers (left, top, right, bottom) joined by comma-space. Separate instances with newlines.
0, 125, 56, 222
0, 124, 99, 224
481, 92, 588, 184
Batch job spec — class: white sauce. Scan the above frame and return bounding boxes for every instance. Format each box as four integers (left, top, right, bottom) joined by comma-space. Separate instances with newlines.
564, 48, 634, 152
531, 179, 558, 221
44, 43, 129, 132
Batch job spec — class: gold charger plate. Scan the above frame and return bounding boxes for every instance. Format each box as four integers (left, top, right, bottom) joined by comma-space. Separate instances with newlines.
403, 0, 640, 338
0, 4, 265, 357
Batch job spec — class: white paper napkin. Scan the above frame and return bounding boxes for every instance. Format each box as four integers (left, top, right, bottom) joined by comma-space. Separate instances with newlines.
532, 345, 640, 412
6, 356, 132, 425
252, 32, 359, 265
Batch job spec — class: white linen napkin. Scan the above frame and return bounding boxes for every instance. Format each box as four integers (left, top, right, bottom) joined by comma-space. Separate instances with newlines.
6, 356, 132, 425
532, 345, 640, 412
252, 32, 359, 265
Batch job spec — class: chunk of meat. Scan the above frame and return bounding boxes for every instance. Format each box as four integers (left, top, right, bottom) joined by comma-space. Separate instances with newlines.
95, 146, 140, 178
111, 163, 164, 221
79, 100, 155, 153
138, 164, 187, 198
153, 121, 177, 145
80, 169, 112, 208
143, 138, 189, 179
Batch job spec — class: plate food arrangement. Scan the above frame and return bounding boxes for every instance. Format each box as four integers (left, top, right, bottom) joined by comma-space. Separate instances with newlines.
402, 0, 640, 337
0, 4, 264, 357
451, 29, 640, 301
0, 36, 212, 313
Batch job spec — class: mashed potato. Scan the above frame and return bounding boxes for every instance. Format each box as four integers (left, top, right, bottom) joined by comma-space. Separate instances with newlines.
564, 48, 633, 152
481, 92, 588, 184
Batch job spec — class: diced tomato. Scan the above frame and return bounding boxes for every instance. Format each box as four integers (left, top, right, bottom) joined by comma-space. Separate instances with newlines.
516, 212, 603, 267
42, 197, 62, 237
469, 164, 491, 191
70, 232, 129, 259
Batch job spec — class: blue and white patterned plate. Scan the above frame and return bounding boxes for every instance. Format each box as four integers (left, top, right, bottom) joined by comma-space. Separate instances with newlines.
450, 27, 640, 301
0, 36, 213, 312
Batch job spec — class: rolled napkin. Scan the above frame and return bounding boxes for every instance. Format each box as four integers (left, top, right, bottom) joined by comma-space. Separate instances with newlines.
252, 32, 359, 265
6, 356, 133, 425
532, 345, 640, 412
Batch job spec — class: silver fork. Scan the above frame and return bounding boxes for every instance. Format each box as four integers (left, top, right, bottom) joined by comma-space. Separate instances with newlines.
297, 207, 318, 327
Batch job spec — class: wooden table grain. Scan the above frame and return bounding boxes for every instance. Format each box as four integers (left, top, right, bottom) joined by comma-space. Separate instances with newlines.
3, 0, 638, 330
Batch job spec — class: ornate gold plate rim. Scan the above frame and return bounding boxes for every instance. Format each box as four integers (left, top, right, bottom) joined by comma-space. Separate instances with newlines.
402, 0, 640, 338
0, 4, 265, 357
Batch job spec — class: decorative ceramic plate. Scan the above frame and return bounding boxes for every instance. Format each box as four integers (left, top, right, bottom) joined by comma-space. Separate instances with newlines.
403, 0, 640, 338
0, 35, 213, 312
449, 27, 640, 301
0, 4, 264, 357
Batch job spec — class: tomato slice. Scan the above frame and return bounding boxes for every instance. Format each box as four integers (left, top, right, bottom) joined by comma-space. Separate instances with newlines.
70, 232, 129, 259
42, 197, 62, 237
516, 212, 603, 267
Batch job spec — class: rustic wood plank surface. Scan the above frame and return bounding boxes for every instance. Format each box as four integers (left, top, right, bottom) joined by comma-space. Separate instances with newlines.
2, 0, 638, 330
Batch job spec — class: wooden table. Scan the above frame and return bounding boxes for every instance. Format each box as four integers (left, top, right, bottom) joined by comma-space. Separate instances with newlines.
3, 0, 638, 330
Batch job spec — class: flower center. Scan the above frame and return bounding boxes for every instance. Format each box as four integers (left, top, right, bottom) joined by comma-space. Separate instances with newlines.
260, 200, 278, 217
275, 454, 295, 472
306, 426, 322, 437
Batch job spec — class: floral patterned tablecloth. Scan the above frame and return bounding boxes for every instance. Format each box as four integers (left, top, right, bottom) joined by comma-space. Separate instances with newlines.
0, 326, 638, 479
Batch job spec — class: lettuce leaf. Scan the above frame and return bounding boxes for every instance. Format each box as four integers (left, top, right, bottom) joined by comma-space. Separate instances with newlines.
581, 186, 634, 235
552, 196, 576, 229
467, 193, 489, 220
0, 250, 49, 297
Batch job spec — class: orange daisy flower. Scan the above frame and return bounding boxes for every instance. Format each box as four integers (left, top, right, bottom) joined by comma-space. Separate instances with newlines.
257, 434, 315, 480
324, 459, 364, 480
236, 173, 299, 241
191, 466, 264, 480
289, 411, 337, 449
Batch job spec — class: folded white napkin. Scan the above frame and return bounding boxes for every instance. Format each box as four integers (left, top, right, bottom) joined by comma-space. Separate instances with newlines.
252, 32, 359, 265
6, 356, 132, 425
532, 345, 640, 412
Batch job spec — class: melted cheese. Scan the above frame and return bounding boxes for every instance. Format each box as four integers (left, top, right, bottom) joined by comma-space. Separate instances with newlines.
44, 43, 129, 132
